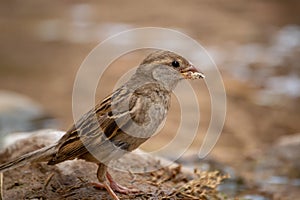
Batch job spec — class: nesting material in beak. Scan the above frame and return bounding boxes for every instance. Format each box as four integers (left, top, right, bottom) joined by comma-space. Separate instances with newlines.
181, 64, 205, 80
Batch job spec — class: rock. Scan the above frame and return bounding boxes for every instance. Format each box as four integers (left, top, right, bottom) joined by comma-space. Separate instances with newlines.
0, 129, 227, 200
0, 90, 58, 148
275, 133, 300, 164
253, 133, 300, 199
255, 133, 300, 179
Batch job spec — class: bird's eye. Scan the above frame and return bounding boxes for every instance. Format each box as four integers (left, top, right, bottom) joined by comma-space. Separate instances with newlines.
171, 60, 180, 68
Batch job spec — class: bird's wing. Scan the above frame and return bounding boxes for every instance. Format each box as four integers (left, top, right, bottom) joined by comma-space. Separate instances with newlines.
47, 110, 104, 164
47, 86, 144, 164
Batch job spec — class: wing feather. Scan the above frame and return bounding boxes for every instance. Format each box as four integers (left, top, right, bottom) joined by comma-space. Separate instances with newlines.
48, 83, 170, 164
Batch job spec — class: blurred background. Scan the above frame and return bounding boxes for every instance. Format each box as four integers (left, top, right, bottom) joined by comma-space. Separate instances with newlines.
0, 0, 300, 199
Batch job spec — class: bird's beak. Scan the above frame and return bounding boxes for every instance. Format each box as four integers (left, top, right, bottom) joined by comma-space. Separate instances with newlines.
181, 63, 205, 80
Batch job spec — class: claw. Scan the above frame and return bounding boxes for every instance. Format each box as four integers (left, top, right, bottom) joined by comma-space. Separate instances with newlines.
90, 172, 139, 200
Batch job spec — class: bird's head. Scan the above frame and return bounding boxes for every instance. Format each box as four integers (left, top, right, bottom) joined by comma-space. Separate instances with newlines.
133, 50, 204, 91
140, 50, 205, 81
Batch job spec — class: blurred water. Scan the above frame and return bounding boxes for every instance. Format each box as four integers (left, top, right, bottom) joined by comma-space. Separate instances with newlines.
264, 74, 300, 98
36, 3, 133, 43
241, 194, 269, 200
35, 9, 300, 106
207, 25, 300, 105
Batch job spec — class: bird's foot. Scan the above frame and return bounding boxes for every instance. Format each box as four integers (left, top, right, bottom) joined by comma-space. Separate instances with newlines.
90, 181, 120, 200
106, 171, 139, 194
108, 179, 139, 194
90, 172, 139, 195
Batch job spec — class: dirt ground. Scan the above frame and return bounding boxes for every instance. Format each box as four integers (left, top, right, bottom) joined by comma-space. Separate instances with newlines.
0, 0, 300, 199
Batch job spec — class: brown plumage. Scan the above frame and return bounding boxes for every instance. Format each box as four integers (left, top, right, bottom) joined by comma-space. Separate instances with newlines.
0, 50, 204, 200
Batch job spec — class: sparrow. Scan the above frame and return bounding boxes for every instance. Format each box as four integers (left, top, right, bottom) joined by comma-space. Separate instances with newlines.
0, 50, 204, 200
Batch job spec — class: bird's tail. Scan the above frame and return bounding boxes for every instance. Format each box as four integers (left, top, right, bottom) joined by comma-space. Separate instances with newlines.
0, 144, 56, 173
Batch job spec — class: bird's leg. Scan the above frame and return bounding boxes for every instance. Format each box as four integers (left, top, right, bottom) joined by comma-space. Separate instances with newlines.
90, 164, 120, 200
91, 164, 139, 199
106, 171, 139, 194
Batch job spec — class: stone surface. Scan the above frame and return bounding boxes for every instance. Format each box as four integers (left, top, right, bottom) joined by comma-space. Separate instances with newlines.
0, 91, 58, 148
0, 129, 226, 200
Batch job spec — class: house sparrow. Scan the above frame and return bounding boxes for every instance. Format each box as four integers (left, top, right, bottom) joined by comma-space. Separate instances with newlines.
0, 50, 204, 200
